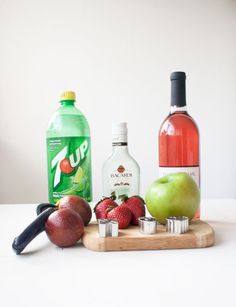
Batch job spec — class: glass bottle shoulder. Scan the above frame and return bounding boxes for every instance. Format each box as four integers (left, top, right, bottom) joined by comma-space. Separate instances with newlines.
103, 149, 140, 170
159, 111, 199, 135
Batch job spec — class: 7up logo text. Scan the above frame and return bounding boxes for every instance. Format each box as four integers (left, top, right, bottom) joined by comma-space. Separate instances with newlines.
51, 139, 89, 188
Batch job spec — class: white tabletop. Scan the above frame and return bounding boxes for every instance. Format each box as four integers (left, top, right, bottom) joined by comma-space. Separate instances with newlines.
0, 199, 235, 307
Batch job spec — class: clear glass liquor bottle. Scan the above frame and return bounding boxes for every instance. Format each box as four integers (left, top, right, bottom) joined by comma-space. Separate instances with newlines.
102, 123, 140, 200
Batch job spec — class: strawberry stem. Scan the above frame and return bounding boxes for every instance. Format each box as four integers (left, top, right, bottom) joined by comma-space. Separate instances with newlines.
118, 194, 128, 202
110, 191, 117, 201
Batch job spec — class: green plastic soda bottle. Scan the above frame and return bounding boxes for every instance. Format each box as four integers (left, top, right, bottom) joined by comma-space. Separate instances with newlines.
46, 91, 92, 203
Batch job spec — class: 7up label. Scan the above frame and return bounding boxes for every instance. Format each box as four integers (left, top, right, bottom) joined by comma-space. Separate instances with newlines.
47, 137, 92, 203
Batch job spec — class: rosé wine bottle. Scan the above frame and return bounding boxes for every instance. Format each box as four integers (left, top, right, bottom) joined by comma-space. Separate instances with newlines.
158, 72, 200, 219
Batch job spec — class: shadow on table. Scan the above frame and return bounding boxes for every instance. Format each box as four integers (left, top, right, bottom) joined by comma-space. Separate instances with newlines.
19, 241, 84, 256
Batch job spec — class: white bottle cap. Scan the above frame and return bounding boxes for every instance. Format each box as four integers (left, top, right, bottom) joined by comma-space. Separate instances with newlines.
112, 123, 128, 144
112, 122, 128, 135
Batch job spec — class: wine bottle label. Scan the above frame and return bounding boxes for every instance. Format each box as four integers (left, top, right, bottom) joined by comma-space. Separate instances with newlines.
158, 166, 200, 188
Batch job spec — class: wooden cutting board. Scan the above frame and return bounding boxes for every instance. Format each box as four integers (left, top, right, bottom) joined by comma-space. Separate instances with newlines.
82, 220, 215, 252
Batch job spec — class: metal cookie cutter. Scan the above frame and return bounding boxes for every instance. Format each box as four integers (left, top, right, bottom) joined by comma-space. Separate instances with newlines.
138, 217, 157, 235
98, 219, 119, 238
166, 216, 189, 234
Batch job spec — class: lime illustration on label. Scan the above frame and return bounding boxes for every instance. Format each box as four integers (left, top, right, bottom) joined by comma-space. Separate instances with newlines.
47, 137, 92, 203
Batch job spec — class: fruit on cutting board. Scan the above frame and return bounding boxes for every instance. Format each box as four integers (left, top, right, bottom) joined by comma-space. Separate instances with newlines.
45, 208, 84, 247
57, 195, 92, 226
94, 193, 118, 220
145, 172, 200, 224
94, 193, 146, 229
107, 205, 132, 229
120, 195, 145, 225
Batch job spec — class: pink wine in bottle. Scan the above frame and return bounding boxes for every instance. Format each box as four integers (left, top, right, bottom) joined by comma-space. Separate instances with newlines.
159, 72, 200, 219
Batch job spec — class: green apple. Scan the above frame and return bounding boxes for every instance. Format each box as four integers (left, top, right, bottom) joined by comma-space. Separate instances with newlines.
145, 172, 200, 224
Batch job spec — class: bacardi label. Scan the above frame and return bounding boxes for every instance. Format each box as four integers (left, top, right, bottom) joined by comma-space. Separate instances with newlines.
109, 165, 133, 195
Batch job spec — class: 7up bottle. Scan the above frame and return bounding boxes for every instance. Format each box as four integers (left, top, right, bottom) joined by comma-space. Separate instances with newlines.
46, 91, 92, 203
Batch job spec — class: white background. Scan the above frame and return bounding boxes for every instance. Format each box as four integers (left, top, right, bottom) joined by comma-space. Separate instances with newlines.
0, 0, 236, 204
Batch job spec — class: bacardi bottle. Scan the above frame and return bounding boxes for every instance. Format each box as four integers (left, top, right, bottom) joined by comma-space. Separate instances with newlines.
102, 123, 140, 200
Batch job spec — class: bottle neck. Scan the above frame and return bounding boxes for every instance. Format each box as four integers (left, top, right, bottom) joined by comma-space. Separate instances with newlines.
112, 134, 128, 154
170, 105, 187, 114
112, 144, 129, 154
171, 78, 186, 108
60, 100, 75, 107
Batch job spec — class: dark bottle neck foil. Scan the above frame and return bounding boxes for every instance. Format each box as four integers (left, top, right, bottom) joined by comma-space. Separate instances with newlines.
112, 142, 128, 146
170, 71, 186, 107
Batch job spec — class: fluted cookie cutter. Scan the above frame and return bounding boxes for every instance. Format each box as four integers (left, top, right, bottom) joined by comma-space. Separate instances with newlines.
138, 217, 157, 235
98, 219, 119, 237
166, 216, 189, 234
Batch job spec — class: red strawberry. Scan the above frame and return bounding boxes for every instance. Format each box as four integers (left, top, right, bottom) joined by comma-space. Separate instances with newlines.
107, 205, 132, 229
121, 195, 145, 225
94, 193, 118, 220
